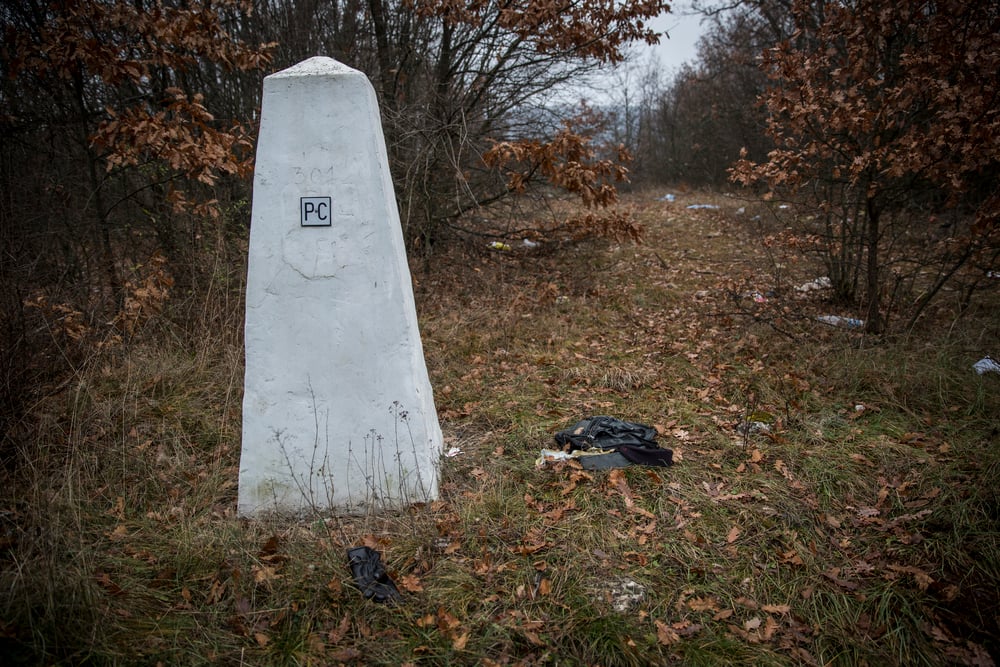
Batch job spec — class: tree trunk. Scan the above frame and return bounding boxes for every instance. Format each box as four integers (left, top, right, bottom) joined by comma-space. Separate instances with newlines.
864, 196, 883, 333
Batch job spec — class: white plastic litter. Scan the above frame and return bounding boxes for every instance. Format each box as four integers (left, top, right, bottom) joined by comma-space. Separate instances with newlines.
445, 447, 463, 457
686, 204, 719, 210
973, 356, 1000, 375
522, 238, 539, 248
611, 579, 647, 613
536, 447, 621, 468
817, 315, 864, 328
796, 276, 832, 292
660, 193, 676, 202
536, 449, 572, 466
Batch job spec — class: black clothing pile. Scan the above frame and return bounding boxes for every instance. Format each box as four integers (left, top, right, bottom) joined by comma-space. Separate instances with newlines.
552, 416, 673, 470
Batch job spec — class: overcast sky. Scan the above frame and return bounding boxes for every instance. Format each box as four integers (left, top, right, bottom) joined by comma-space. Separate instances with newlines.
648, 3, 707, 72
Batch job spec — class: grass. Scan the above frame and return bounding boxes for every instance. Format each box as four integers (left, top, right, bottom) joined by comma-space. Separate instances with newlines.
2, 189, 999, 665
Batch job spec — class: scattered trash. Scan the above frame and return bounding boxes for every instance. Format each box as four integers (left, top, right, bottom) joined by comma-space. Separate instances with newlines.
816, 315, 864, 329
987, 271, 999, 278
488, 241, 511, 251
347, 546, 401, 604
796, 276, 832, 292
610, 579, 647, 613
973, 356, 1000, 375
548, 416, 673, 468
445, 446, 463, 457
737, 420, 771, 436
536, 448, 632, 470
538, 449, 574, 463
736, 206, 746, 215
855, 404, 866, 412
522, 238, 539, 248
659, 193, 676, 202
778, 204, 790, 210
686, 204, 719, 210
736, 410, 775, 436
742, 289, 775, 302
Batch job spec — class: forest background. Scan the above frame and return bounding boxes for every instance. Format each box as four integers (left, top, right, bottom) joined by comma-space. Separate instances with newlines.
1, 0, 999, 664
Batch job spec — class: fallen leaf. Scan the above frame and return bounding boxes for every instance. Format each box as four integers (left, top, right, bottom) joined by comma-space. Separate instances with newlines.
744, 616, 762, 631
762, 615, 779, 641
329, 647, 361, 661
886, 564, 934, 591
205, 577, 226, 605
523, 630, 545, 646
107, 524, 129, 540
452, 631, 469, 651
327, 615, 350, 643
687, 596, 720, 612
823, 569, 859, 591
727, 525, 742, 544
436, 608, 461, 633
259, 535, 281, 557
761, 603, 791, 614
850, 453, 874, 466
702, 480, 723, 497
95, 571, 125, 597
252, 565, 280, 585
609, 469, 637, 508
779, 549, 804, 565
399, 574, 423, 593
655, 619, 680, 645
673, 619, 703, 637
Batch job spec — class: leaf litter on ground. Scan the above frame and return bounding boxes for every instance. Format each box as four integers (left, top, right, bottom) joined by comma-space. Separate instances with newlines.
3, 191, 999, 665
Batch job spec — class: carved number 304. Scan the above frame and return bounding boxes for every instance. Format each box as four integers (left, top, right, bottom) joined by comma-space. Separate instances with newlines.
293, 166, 335, 186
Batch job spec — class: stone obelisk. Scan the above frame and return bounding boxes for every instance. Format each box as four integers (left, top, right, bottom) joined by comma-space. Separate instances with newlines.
238, 57, 441, 516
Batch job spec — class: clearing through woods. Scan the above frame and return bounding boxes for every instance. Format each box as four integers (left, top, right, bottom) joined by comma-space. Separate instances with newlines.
3, 190, 998, 665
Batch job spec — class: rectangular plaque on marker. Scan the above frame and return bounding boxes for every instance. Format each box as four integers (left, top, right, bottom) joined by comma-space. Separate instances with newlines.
301, 196, 332, 226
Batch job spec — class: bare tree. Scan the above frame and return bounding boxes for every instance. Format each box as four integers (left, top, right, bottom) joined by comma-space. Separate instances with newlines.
731, 0, 1000, 332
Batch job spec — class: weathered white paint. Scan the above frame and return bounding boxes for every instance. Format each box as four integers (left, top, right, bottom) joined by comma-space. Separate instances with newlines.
239, 57, 441, 516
